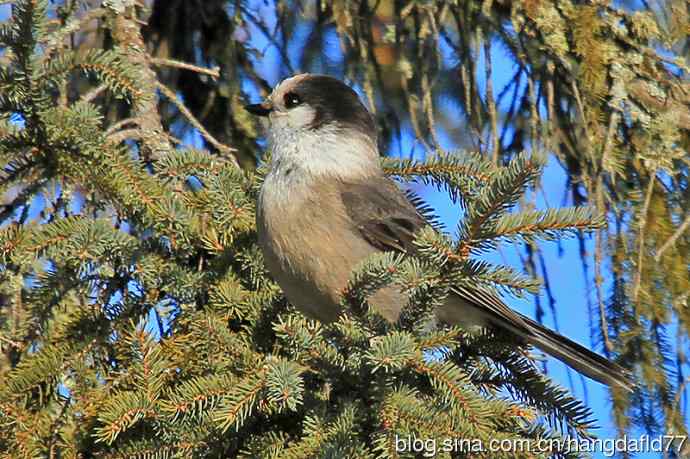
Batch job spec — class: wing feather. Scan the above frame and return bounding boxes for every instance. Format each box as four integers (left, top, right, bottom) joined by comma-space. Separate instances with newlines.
339, 176, 632, 390
341, 176, 523, 325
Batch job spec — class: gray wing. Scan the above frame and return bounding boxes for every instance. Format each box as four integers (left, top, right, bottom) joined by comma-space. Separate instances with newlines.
340, 176, 530, 329
340, 177, 633, 391
341, 177, 426, 254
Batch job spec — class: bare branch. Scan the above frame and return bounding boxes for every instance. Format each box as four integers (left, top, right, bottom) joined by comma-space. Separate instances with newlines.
156, 81, 238, 160
655, 212, 690, 262
151, 58, 220, 79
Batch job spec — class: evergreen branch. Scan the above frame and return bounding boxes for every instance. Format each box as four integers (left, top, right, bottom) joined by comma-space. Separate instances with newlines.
264, 357, 305, 413
364, 331, 418, 373
412, 226, 541, 295
278, 405, 370, 459
485, 207, 605, 244
446, 258, 541, 296
94, 391, 155, 445
382, 151, 493, 205
655, 211, 690, 261
395, 256, 446, 330
213, 367, 267, 433
409, 360, 488, 426
122, 327, 172, 403
416, 327, 463, 353
202, 165, 255, 240
273, 314, 346, 369
39, 49, 143, 100
375, 396, 455, 459
0, 19, 17, 47
341, 252, 405, 309
8, 217, 138, 268
0, 344, 72, 398
98, 439, 203, 459
412, 226, 466, 265
477, 349, 596, 437
155, 149, 225, 182
59, 137, 206, 249
457, 153, 544, 256
374, 385, 531, 459
10, 0, 48, 60
162, 373, 236, 423
207, 273, 255, 319
378, 385, 460, 439
0, 131, 38, 187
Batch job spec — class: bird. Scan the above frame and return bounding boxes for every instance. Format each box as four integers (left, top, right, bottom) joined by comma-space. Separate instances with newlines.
245, 73, 632, 392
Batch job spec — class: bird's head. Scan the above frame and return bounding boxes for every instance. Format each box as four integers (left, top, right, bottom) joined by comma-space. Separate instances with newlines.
245, 74, 379, 180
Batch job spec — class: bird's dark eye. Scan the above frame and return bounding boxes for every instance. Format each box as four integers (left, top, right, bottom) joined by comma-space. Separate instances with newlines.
284, 92, 301, 109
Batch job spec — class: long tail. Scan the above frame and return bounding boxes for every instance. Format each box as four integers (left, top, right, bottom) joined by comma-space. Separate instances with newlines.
519, 315, 633, 392
449, 286, 634, 392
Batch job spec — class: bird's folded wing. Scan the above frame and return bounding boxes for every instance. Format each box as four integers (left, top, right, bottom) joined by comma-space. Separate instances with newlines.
340, 177, 633, 390
340, 176, 529, 328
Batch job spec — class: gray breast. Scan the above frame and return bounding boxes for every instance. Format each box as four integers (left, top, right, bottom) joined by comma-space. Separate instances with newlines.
257, 173, 357, 322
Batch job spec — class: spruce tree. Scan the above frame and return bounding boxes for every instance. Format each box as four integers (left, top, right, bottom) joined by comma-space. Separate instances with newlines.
0, 0, 687, 457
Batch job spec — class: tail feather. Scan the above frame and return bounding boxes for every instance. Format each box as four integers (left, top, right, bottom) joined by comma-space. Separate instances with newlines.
519, 316, 633, 392
448, 286, 634, 392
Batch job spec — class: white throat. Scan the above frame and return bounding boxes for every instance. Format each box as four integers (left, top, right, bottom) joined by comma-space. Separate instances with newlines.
267, 124, 379, 182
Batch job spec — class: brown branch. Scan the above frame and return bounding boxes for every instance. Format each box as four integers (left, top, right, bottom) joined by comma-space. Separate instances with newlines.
484, 39, 499, 163
632, 174, 656, 303
627, 79, 690, 131
151, 58, 220, 79
106, 128, 143, 144
109, 6, 170, 162
0, 335, 21, 348
79, 84, 108, 103
382, 162, 491, 182
155, 81, 238, 161
655, 212, 690, 262
594, 181, 614, 354
601, 111, 620, 176
105, 117, 139, 136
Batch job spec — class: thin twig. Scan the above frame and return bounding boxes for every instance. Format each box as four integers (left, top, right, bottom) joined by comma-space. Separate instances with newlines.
422, 5, 442, 149
669, 375, 690, 440
151, 58, 220, 79
594, 181, 614, 354
80, 84, 108, 103
527, 71, 539, 155
570, 79, 591, 150
240, 5, 295, 75
633, 174, 656, 303
601, 111, 620, 178
155, 81, 238, 159
105, 117, 139, 136
422, 70, 440, 149
400, 74, 431, 153
106, 128, 142, 144
0, 335, 21, 348
484, 38, 499, 162
655, 212, 690, 262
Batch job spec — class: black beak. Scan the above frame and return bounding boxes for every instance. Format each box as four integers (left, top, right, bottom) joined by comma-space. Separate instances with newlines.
244, 102, 272, 117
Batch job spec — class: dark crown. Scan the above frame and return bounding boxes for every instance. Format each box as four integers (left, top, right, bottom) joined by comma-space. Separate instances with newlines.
290, 75, 377, 143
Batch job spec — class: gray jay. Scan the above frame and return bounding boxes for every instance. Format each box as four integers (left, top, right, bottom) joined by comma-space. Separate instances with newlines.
245, 73, 632, 392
